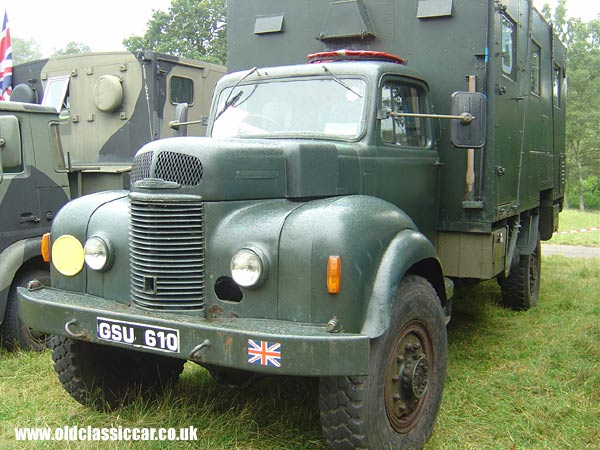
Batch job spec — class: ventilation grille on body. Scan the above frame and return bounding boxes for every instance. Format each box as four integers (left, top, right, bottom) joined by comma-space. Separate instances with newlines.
130, 151, 203, 186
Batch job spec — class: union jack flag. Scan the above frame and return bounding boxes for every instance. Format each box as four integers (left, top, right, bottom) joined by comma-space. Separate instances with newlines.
247, 339, 282, 367
0, 11, 12, 101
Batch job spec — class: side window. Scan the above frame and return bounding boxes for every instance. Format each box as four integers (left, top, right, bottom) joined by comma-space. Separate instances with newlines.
553, 64, 562, 109
50, 122, 67, 171
530, 41, 541, 95
42, 76, 70, 113
501, 14, 517, 80
380, 82, 428, 147
170, 76, 194, 105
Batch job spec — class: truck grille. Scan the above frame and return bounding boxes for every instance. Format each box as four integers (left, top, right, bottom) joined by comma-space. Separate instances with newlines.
130, 151, 203, 186
129, 195, 205, 310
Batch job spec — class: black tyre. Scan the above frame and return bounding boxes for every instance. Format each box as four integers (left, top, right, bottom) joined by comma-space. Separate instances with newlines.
498, 237, 541, 311
50, 336, 184, 410
1, 269, 50, 351
319, 275, 448, 450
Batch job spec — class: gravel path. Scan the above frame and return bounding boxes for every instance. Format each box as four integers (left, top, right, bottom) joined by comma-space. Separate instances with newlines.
542, 244, 600, 258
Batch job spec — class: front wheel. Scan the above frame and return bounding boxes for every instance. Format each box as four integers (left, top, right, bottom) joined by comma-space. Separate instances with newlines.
50, 336, 184, 410
319, 275, 447, 450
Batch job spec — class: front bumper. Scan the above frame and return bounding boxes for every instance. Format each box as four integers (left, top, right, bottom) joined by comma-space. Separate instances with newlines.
18, 286, 369, 376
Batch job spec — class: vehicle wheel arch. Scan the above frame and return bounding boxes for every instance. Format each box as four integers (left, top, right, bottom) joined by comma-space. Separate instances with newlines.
0, 237, 45, 325
361, 229, 446, 339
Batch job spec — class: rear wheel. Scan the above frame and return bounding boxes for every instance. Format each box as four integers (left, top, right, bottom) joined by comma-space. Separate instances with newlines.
499, 237, 541, 311
319, 275, 447, 450
50, 336, 184, 410
1, 269, 50, 351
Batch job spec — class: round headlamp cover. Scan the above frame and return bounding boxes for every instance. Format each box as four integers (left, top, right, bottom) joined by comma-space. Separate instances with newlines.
230, 248, 266, 288
84, 236, 111, 271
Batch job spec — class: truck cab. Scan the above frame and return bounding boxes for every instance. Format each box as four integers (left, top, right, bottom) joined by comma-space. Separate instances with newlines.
208, 55, 443, 240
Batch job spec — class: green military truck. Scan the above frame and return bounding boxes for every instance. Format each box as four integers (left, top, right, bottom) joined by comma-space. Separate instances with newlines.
1, 52, 224, 350
19, 0, 566, 448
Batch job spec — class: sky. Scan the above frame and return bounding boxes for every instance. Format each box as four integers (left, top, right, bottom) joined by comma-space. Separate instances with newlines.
533, 0, 600, 19
4, 0, 173, 57
2, 0, 599, 59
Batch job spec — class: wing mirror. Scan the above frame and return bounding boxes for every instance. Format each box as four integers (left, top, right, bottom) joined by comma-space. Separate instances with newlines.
451, 92, 486, 148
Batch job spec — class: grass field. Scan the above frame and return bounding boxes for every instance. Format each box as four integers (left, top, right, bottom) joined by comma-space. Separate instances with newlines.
550, 209, 600, 247
1, 256, 599, 449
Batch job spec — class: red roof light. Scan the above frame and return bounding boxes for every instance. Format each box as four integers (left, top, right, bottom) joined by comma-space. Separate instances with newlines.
307, 49, 407, 65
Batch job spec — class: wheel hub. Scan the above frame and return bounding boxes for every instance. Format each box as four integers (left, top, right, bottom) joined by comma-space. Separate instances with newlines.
385, 323, 433, 433
409, 356, 429, 399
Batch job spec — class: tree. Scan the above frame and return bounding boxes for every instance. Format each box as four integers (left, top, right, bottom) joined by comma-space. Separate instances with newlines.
52, 41, 92, 57
123, 0, 226, 65
11, 36, 43, 65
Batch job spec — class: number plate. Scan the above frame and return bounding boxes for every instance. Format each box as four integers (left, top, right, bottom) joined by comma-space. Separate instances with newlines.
96, 317, 180, 353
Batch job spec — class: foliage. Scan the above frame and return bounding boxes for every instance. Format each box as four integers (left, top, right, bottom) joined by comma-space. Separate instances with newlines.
11, 36, 43, 65
566, 176, 600, 210
544, 1, 600, 210
52, 41, 92, 57
123, 0, 226, 65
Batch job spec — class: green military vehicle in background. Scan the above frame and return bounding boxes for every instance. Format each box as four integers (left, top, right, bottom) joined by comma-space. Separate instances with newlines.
12, 51, 225, 193
0, 52, 224, 350
0, 103, 69, 351
18, 0, 566, 448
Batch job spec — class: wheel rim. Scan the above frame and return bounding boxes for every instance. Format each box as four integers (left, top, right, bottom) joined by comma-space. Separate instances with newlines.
384, 321, 434, 433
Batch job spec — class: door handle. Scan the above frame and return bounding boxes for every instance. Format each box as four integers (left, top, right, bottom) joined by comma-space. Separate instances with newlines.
20, 213, 41, 224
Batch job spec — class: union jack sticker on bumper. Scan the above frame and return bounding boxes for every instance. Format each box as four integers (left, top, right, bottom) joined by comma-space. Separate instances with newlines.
247, 339, 281, 367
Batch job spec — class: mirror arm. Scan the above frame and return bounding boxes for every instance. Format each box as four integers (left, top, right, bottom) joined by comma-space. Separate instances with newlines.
169, 119, 205, 129
388, 111, 475, 125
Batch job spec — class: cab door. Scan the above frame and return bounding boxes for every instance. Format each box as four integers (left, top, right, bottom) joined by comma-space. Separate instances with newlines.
374, 77, 439, 240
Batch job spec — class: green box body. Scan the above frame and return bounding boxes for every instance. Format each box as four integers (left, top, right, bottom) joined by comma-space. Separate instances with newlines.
228, 0, 567, 235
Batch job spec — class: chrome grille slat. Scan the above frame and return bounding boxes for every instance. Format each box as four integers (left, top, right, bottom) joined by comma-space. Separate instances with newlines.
129, 197, 205, 311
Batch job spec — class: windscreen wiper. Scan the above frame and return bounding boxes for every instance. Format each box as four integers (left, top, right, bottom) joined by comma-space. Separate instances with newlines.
322, 66, 363, 98
215, 90, 244, 122
215, 67, 259, 121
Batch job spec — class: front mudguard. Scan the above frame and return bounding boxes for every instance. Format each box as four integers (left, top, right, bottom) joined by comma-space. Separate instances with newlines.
361, 229, 445, 338
277, 195, 444, 336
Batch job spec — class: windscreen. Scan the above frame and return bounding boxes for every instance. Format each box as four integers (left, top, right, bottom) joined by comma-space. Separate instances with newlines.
211, 77, 367, 140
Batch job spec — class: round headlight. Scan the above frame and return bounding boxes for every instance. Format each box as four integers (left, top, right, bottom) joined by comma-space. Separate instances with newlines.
84, 236, 111, 271
52, 235, 85, 276
230, 248, 266, 288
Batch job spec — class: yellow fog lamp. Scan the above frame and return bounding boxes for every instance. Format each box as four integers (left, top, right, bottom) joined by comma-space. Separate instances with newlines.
52, 235, 85, 276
